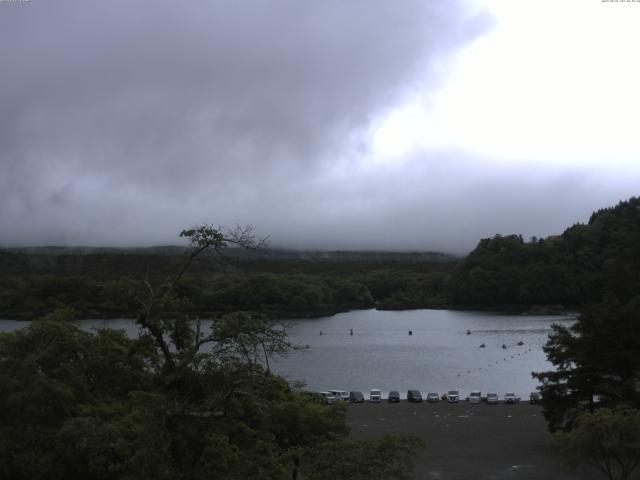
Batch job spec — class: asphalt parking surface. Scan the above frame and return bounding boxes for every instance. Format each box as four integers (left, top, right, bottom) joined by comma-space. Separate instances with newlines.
346, 401, 601, 480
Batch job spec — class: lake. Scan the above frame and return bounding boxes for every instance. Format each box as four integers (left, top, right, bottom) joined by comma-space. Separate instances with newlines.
0, 309, 574, 399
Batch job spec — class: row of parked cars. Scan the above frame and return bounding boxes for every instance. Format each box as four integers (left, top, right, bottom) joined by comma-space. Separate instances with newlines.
320, 389, 540, 405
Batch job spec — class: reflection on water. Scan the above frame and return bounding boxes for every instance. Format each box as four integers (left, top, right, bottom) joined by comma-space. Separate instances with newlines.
0, 309, 574, 398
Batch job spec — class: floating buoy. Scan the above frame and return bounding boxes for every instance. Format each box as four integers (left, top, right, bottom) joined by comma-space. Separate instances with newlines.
502, 344, 507, 349
467, 329, 471, 335
408, 330, 413, 336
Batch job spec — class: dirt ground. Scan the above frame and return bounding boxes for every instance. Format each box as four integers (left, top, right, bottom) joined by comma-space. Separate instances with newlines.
346, 401, 603, 480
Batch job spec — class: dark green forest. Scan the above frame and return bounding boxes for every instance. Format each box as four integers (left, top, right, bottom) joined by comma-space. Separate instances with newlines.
0, 247, 455, 320
2, 197, 640, 320
451, 197, 640, 309
528, 200, 640, 479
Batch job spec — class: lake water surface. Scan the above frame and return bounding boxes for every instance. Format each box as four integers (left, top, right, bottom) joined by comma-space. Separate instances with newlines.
0, 309, 574, 399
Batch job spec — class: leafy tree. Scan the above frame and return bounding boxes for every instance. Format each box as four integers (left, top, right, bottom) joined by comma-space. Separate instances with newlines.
0, 225, 424, 479
533, 296, 640, 432
556, 408, 640, 480
0, 308, 159, 480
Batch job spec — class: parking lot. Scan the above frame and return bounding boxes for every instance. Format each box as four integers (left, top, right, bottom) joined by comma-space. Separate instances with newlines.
346, 402, 601, 480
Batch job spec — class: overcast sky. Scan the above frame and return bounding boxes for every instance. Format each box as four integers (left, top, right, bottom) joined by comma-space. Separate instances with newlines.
1, 0, 639, 254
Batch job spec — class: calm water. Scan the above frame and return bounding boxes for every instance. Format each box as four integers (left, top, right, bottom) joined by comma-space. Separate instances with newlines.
0, 309, 574, 398
272, 309, 574, 399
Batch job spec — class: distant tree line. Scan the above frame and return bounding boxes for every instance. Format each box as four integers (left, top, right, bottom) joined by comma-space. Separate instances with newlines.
1, 197, 639, 321
0, 250, 456, 320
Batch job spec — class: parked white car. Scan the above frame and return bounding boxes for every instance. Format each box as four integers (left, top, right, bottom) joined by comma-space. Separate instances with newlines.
504, 392, 517, 404
426, 392, 440, 403
328, 390, 349, 402
369, 389, 382, 403
447, 390, 460, 403
486, 392, 499, 404
468, 391, 482, 404
319, 392, 337, 404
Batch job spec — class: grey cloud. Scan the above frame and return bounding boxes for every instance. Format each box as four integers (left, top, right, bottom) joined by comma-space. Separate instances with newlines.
1, 1, 503, 250
240, 154, 639, 254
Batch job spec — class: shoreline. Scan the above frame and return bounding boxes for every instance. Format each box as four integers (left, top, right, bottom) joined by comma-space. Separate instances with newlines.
0, 304, 578, 322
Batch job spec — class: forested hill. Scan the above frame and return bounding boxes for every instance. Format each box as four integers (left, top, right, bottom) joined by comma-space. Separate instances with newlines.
450, 197, 640, 309
0, 246, 457, 320
1, 197, 638, 319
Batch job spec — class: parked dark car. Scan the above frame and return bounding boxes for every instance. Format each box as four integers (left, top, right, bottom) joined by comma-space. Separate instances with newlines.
388, 391, 400, 403
407, 390, 423, 402
349, 391, 364, 403
529, 392, 540, 404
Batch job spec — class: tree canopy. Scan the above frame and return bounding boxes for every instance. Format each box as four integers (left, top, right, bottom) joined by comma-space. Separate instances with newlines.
556, 408, 640, 480
451, 197, 640, 309
533, 296, 640, 432
0, 225, 423, 480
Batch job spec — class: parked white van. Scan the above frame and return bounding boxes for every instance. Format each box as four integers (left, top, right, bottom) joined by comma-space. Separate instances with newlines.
369, 389, 382, 402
